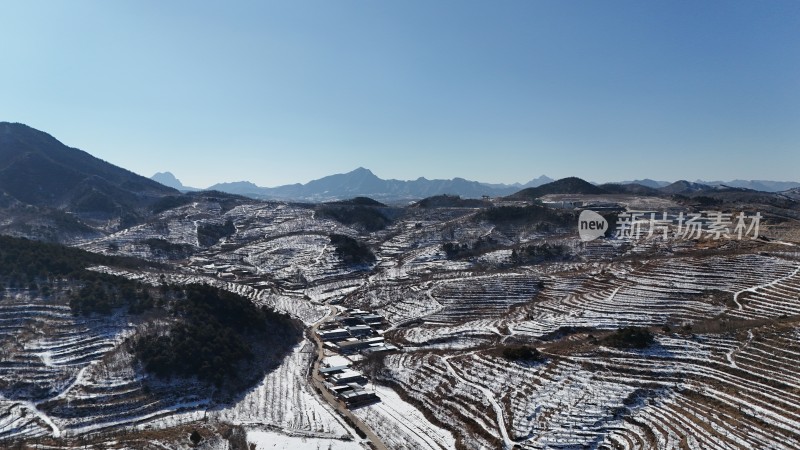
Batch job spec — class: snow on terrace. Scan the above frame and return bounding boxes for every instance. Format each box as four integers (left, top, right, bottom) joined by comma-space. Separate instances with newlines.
0, 291, 135, 440
424, 273, 541, 324
57, 267, 360, 442
246, 429, 363, 450
382, 330, 800, 450
91, 267, 329, 325
221, 203, 340, 240
19, 196, 800, 446
0, 400, 53, 441
79, 214, 202, 257
377, 210, 489, 254
362, 248, 800, 448
378, 350, 634, 449
304, 278, 365, 304
568, 332, 800, 449
511, 254, 800, 338
383, 273, 541, 345
344, 279, 445, 326
377, 352, 502, 448
211, 340, 354, 441
374, 216, 494, 276
222, 203, 357, 245
0, 293, 352, 443
232, 234, 352, 283
352, 384, 456, 450
446, 353, 641, 449
38, 339, 357, 443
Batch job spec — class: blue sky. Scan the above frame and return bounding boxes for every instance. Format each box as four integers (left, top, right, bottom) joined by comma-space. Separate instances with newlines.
2, 1, 798, 187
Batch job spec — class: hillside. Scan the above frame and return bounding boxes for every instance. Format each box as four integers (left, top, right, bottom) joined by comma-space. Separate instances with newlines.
597, 182, 661, 196
506, 176, 607, 199
0, 123, 176, 209
0, 123, 179, 238
0, 171, 799, 448
658, 180, 713, 195
0, 236, 302, 440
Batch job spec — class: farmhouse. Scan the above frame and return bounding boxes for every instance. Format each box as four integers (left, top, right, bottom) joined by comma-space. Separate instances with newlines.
340, 388, 379, 406
363, 343, 399, 354
359, 314, 385, 326
319, 365, 348, 377
346, 325, 373, 337
330, 370, 367, 385
336, 316, 364, 327
318, 328, 351, 341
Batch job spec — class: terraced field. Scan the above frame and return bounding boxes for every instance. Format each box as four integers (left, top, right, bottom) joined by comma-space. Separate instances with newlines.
362, 243, 800, 449
0, 291, 135, 440
2, 196, 800, 449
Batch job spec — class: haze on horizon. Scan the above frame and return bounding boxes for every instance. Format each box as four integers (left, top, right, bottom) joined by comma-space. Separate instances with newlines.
1, 1, 798, 187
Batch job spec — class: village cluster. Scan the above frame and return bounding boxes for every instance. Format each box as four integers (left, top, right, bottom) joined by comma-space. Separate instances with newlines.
316, 309, 398, 408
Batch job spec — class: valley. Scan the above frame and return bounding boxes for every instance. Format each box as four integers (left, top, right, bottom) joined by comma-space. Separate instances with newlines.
2, 189, 799, 449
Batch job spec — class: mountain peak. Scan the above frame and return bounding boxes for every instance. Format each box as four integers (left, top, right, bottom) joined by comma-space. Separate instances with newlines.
152, 171, 183, 189
151, 171, 199, 192
522, 175, 554, 188
507, 176, 606, 199
210, 180, 260, 189
348, 167, 377, 177
659, 180, 712, 195
0, 122, 64, 156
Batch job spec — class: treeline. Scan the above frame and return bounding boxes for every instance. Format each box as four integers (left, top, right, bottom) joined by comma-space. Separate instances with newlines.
318, 205, 390, 231
478, 204, 569, 226
68, 276, 156, 315
510, 243, 569, 265
0, 235, 170, 315
601, 326, 655, 349
501, 345, 543, 362
150, 195, 193, 214
442, 236, 499, 259
330, 234, 376, 265
0, 235, 151, 284
415, 195, 487, 208
197, 219, 236, 246
327, 197, 387, 207
442, 238, 569, 265
132, 284, 302, 386
144, 238, 194, 259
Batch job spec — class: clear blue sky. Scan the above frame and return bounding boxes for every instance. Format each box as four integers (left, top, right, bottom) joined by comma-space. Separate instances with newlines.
2, 1, 798, 187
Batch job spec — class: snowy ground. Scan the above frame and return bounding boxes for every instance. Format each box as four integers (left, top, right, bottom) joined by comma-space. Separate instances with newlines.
352, 384, 456, 450
246, 429, 364, 450
212, 340, 352, 439
4, 198, 800, 448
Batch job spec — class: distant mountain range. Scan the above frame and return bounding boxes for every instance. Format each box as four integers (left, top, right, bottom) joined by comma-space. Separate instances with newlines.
618, 178, 800, 192
2, 121, 797, 242
155, 168, 555, 202
153, 168, 800, 202
695, 179, 800, 192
